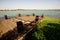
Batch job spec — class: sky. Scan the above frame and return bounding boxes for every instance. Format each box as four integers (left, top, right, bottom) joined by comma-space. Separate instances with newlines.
0, 0, 60, 9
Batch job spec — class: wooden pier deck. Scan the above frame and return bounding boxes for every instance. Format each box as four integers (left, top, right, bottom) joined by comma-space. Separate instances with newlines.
0, 16, 43, 40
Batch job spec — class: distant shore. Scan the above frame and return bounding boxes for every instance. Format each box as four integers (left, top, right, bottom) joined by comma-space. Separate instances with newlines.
0, 9, 60, 11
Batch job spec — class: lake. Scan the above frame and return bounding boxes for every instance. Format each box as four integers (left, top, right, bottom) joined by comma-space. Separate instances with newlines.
0, 10, 60, 19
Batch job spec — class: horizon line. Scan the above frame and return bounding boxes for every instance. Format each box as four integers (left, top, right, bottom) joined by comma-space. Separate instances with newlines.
0, 8, 60, 10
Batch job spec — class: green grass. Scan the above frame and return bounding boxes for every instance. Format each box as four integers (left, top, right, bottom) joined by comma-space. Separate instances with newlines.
23, 17, 60, 40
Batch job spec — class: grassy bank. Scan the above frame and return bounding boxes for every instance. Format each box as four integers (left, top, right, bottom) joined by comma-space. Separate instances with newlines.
23, 17, 60, 40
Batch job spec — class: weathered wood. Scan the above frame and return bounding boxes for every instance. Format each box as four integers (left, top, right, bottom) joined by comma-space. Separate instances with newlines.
17, 16, 40, 40
17, 21, 24, 33
32, 13, 35, 16
0, 16, 42, 40
4, 15, 8, 19
18, 14, 21, 17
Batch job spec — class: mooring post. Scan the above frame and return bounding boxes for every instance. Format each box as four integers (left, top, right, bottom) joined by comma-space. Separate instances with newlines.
18, 14, 21, 17
35, 15, 39, 22
32, 13, 35, 16
4, 15, 8, 19
41, 14, 44, 18
16, 21, 24, 34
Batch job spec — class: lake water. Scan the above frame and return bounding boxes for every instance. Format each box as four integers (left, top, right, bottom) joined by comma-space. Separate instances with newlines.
0, 10, 60, 19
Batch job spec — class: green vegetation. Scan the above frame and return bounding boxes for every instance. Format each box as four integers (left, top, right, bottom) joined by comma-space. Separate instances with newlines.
23, 17, 60, 40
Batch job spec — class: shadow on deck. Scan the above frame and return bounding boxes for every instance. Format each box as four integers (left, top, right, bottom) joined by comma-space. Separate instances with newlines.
0, 15, 42, 40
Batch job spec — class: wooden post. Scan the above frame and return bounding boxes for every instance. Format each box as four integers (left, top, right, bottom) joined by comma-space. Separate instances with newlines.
4, 15, 8, 19
41, 14, 44, 18
32, 13, 35, 16
18, 14, 21, 17
35, 16, 39, 22
16, 21, 24, 33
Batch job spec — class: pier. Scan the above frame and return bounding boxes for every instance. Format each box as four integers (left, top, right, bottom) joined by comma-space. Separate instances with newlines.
0, 15, 43, 40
